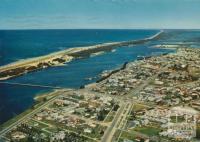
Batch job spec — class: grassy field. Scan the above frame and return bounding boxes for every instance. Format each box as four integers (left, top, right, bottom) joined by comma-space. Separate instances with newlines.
132, 104, 147, 112
118, 130, 149, 142
133, 126, 161, 136
170, 116, 185, 123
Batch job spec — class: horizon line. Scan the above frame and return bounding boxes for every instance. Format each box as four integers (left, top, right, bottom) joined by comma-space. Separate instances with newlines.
0, 28, 200, 31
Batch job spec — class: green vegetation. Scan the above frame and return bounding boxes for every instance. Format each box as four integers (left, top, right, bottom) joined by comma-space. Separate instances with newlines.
170, 116, 185, 123
118, 130, 138, 142
132, 104, 147, 112
39, 118, 105, 139
97, 108, 110, 121
7, 123, 50, 142
69, 94, 85, 100
45, 127, 59, 133
112, 129, 124, 142
104, 112, 115, 122
63, 131, 95, 142
27, 119, 48, 129
134, 126, 161, 136
196, 125, 200, 139
113, 104, 120, 111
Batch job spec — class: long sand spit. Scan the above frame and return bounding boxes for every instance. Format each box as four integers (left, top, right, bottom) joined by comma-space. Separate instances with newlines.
0, 30, 163, 80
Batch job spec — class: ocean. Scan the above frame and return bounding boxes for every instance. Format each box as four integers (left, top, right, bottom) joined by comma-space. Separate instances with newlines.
0, 29, 158, 66
0, 29, 199, 124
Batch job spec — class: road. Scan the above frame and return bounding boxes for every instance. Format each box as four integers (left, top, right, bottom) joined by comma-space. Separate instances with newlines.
126, 64, 169, 99
0, 50, 168, 141
101, 102, 127, 142
117, 103, 132, 129
0, 90, 69, 138
100, 63, 169, 142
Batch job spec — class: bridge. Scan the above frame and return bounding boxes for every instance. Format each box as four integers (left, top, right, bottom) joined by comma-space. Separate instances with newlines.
0, 81, 63, 89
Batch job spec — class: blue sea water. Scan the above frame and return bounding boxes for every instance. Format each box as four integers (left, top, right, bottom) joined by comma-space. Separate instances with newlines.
0, 29, 199, 124
155, 30, 200, 47
0, 29, 157, 66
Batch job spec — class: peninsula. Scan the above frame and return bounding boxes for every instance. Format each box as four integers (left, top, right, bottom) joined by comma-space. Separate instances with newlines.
0, 31, 163, 81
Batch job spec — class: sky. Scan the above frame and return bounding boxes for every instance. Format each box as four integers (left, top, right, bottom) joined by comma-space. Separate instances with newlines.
0, 0, 200, 29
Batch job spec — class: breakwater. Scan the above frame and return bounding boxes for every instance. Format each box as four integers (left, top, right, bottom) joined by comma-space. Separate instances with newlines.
96, 61, 128, 83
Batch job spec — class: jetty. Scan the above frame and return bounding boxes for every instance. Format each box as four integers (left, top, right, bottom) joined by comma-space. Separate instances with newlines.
0, 81, 63, 89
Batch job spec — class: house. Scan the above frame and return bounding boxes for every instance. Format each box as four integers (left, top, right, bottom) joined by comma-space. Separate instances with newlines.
84, 128, 92, 133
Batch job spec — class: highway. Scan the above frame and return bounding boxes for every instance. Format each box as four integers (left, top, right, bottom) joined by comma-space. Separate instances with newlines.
101, 103, 126, 142
100, 64, 169, 142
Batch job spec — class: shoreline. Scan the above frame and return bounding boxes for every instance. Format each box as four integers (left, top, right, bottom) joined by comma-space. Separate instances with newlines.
0, 30, 164, 81
0, 88, 71, 129
0, 45, 179, 127
96, 61, 129, 83
0, 44, 174, 128
86, 47, 176, 89
1, 47, 200, 142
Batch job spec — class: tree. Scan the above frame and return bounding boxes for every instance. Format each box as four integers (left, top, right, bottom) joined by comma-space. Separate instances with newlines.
113, 104, 119, 111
